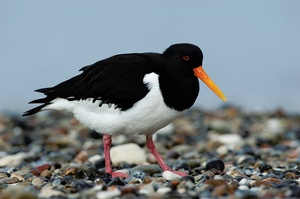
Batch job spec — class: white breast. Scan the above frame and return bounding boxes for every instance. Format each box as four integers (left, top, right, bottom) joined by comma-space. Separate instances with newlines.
44, 73, 184, 135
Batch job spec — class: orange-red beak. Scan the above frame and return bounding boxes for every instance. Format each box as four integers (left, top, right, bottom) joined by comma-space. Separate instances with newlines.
193, 66, 227, 101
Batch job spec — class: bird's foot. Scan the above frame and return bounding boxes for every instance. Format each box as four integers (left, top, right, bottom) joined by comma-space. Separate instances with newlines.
111, 171, 129, 178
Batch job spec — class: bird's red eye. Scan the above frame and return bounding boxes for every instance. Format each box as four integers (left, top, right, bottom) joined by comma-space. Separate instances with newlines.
183, 56, 190, 61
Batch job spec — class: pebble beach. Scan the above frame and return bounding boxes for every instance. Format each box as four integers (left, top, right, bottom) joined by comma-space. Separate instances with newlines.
1, 106, 300, 198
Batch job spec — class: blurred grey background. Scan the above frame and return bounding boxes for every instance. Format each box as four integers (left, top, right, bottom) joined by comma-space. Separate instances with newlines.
1, 1, 299, 113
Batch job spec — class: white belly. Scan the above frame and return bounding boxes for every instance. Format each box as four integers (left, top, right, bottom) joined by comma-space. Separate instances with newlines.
44, 73, 184, 135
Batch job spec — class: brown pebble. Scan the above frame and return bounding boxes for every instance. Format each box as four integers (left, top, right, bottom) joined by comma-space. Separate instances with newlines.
65, 166, 78, 175
31, 169, 41, 176
10, 173, 25, 182
203, 171, 215, 179
169, 179, 181, 189
250, 180, 273, 188
142, 175, 152, 184
228, 180, 239, 190
262, 177, 282, 184
40, 170, 52, 179
211, 184, 234, 197
204, 179, 228, 187
4, 177, 19, 184
37, 164, 51, 173
121, 184, 139, 195
74, 150, 88, 163
0, 172, 9, 178
285, 172, 298, 179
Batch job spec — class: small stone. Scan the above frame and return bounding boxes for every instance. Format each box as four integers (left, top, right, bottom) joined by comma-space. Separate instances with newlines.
211, 184, 233, 197
0, 185, 38, 199
259, 163, 273, 173
131, 164, 162, 176
74, 150, 89, 163
139, 182, 155, 195
88, 154, 102, 164
206, 159, 225, 171
52, 178, 61, 187
121, 184, 139, 195
32, 177, 45, 188
65, 166, 79, 175
187, 159, 201, 169
39, 186, 66, 198
166, 150, 180, 159
110, 143, 146, 165
157, 187, 171, 194
285, 172, 298, 179
0, 152, 27, 167
40, 170, 52, 179
0, 172, 9, 178
10, 173, 25, 181
130, 170, 146, 181
204, 179, 228, 187
162, 171, 181, 181
37, 164, 51, 173
96, 187, 121, 199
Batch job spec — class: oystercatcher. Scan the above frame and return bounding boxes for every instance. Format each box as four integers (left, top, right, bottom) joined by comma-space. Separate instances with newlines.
23, 43, 227, 178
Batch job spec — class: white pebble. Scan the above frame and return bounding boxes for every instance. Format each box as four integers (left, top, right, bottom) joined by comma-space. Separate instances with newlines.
88, 154, 102, 164
162, 171, 181, 181
157, 187, 171, 194
110, 143, 146, 165
239, 178, 248, 185
96, 189, 121, 199
238, 185, 249, 190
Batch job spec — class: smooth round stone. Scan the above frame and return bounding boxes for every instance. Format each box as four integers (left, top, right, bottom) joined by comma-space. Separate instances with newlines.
166, 150, 180, 159
31, 177, 45, 188
24, 173, 34, 180
243, 169, 254, 177
186, 159, 201, 169
52, 178, 61, 187
131, 165, 162, 176
206, 159, 225, 172
156, 187, 171, 194
259, 163, 273, 173
139, 182, 155, 195
110, 143, 146, 165
39, 187, 66, 198
96, 188, 121, 199
238, 185, 249, 190
162, 171, 181, 181
120, 184, 139, 195
130, 170, 146, 180
239, 178, 248, 185
40, 170, 52, 179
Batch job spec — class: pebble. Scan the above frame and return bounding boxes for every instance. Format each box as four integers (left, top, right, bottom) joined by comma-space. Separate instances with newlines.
206, 158, 225, 171
1, 107, 300, 198
31, 177, 45, 188
162, 171, 182, 181
130, 164, 162, 176
110, 143, 146, 165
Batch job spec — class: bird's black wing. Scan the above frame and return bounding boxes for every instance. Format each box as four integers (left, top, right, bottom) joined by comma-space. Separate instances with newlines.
23, 53, 161, 116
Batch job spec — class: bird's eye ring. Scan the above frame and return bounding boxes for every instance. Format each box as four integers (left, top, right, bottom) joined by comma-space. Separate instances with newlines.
183, 56, 190, 61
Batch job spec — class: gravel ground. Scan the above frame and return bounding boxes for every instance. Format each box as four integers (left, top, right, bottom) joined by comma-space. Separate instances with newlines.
1, 106, 300, 198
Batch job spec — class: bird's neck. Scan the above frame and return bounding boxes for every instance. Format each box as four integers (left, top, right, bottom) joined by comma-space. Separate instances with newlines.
158, 72, 199, 111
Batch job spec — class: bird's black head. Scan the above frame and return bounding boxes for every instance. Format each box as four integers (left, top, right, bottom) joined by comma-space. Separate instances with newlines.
162, 43, 227, 102
162, 43, 203, 68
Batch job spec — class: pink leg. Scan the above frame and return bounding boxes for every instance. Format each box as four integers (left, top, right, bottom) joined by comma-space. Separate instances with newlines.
145, 135, 187, 177
103, 134, 129, 178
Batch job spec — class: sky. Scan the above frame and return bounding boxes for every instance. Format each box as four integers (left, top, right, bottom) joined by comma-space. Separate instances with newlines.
1, 1, 300, 114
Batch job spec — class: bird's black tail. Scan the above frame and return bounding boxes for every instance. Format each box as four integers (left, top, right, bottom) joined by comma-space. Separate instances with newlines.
22, 88, 54, 116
